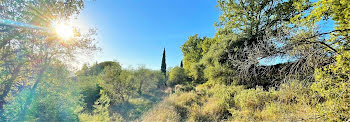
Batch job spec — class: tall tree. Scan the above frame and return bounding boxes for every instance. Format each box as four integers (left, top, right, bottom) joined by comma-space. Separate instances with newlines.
180, 60, 183, 68
197, 0, 303, 86
0, 0, 98, 118
161, 48, 166, 77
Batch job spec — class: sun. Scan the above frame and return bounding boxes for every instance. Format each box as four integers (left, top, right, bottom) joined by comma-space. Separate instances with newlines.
53, 22, 74, 40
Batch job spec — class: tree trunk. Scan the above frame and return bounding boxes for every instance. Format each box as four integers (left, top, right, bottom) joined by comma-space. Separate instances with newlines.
0, 64, 22, 110
138, 80, 143, 95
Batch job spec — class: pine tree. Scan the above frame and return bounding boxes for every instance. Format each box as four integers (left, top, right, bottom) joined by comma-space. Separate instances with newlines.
161, 48, 166, 77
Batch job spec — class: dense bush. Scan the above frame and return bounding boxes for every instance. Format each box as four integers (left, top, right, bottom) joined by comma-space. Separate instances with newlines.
312, 51, 350, 121
141, 101, 181, 122
142, 81, 325, 121
77, 76, 101, 112
167, 66, 188, 87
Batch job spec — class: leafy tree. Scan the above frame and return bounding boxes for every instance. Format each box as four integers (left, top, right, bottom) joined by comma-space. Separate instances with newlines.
0, 0, 98, 112
216, 0, 296, 41
167, 66, 188, 87
89, 61, 119, 76
292, 1, 350, 120
76, 61, 120, 111
192, 0, 306, 87
135, 67, 150, 95
293, 0, 350, 52
132, 66, 164, 95
99, 62, 134, 103
181, 35, 213, 82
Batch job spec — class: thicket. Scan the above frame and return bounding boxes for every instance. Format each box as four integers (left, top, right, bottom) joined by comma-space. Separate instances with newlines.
142, 0, 350, 121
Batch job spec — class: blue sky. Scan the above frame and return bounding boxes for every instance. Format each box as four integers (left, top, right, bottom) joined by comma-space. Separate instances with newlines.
77, 0, 219, 69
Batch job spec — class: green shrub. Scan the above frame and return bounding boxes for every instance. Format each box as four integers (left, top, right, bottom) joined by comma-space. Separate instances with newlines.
77, 76, 101, 112
174, 84, 195, 93
167, 66, 188, 87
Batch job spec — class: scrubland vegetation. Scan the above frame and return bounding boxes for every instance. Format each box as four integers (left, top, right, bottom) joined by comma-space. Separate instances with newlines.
1, 0, 350, 121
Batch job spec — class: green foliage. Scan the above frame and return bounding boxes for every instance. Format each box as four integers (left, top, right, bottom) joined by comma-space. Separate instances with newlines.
290, 1, 350, 120
2, 63, 83, 121
79, 90, 123, 122
174, 84, 195, 93
0, 0, 96, 109
99, 62, 133, 103
2, 0, 350, 121
199, 40, 237, 85
132, 66, 164, 95
292, 0, 350, 51
80, 63, 167, 120
294, 0, 350, 29
312, 51, 350, 121
216, 0, 296, 43
181, 35, 214, 82
92, 90, 111, 122
77, 76, 101, 112
0, 0, 98, 118
82, 61, 120, 76
167, 66, 188, 87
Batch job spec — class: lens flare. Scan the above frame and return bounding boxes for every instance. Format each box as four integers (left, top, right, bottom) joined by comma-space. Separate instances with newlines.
53, 22, 74, 40
0, 19, 46, 30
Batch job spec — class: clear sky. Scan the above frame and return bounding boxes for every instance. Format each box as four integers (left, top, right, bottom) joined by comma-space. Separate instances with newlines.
76, 0, 219, 69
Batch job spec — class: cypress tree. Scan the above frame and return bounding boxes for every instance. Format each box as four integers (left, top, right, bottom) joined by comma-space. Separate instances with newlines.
180, 60, 183, 68
161, 48, 166, 76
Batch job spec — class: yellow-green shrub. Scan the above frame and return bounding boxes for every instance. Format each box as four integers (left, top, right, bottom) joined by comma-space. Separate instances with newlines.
277, 81, 312, 105
141, 92, 202, 121
234, 86, 275, 111
312, 51, 350, 121
188, 97, 226, 121
141, 101, 180, 122
228, 82, 320, 121
143, 81, 323, 121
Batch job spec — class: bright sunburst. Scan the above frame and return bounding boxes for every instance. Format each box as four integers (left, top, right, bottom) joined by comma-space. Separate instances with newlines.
53, 22, 74, 40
